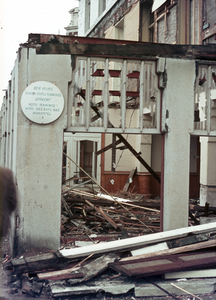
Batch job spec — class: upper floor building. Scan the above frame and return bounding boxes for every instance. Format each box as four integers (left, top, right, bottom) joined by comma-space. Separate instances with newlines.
78, 0, 216, 45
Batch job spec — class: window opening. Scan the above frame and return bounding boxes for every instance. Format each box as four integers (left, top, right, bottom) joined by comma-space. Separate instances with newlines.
98, 0, 106, 16
69, 57, 160, 134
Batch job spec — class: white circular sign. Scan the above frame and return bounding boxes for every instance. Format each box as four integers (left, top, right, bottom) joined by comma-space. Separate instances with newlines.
21, 81, 64, 124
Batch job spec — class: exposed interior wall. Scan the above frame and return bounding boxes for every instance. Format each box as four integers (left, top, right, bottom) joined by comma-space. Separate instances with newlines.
88, 0, 136, 38
104, 133, 139, 172
151, 135, 161, 173
104, 25, 115, 39
124, 1, 140, 41
140, 2, 153, 42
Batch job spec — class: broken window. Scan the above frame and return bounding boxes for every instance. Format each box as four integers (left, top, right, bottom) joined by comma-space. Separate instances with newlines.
98, 0, 106, 16
194, 64, 216, 134
68, 57, 160, 134
85, 0, 91, 33
140, 1, 154, 42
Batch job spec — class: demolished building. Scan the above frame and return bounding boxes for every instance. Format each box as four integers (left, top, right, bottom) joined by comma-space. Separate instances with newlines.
0, 33, 215, 254
0, 0, 216, 298
0, 0, 216, 256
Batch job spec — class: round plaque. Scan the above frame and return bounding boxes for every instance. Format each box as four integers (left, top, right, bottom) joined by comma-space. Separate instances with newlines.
21, 81, 64, 124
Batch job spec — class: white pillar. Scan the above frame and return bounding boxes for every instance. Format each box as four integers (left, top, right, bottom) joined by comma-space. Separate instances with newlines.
200, 137, 216, 207
162, 58, 195, 230
13, 48, 71, 254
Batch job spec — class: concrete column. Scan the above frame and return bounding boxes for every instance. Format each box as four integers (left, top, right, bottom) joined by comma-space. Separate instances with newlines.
162, 58, 195, 231
14, 47, 71, 254
200, 137, 216, 207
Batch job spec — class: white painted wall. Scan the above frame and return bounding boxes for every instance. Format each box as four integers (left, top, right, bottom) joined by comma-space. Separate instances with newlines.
78, 0, 118, 36
90, 0, 99, 28
8, 47, 71, 254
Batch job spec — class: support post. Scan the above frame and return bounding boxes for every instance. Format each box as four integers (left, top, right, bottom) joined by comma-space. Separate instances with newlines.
162, 58, 195, 230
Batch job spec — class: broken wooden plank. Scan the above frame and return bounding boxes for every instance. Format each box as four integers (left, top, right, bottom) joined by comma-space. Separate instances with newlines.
58, 222, 216, 259
85, 200, 119, 230
22, 281, 44, 297
96, 139, 122, 156
190, 204, 216, 212
165, 269, 216, 279
189, 210, 199, 225
131, 242, 169, 256
119, 239, 216, 262
123, 168, 137, 192
37, 266, 83, 281
112, 134, 116, 172
67, 253, 119, 285
62, 196, 73, 217
7, 252, 58, 273
109, 249, 216, 277
38, 253, 94, 281
96, 193, 160, 212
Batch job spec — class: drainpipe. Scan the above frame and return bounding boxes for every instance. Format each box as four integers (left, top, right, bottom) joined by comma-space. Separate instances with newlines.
156, 57, 167, 232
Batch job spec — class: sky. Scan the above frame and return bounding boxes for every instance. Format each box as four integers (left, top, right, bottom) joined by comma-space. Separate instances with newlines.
0, 0, 79, 104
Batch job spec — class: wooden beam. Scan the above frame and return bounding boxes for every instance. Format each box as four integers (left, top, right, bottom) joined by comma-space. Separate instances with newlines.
27, 34, 216, 60
96, 139, 122, 155
112, 134, 116, 172
202, 24, 216, 40
109, 249, 216, 277
120, 239, 216, 262
85, 200, 119, 230
37, 267, 83, 281
58, 223, 216, 259
123, 168, 137, 192
116, 134, 161, 183
76, 90, 161, 183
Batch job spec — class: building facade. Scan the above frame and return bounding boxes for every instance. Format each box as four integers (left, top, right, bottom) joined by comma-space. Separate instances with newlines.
0, 1, 215, 254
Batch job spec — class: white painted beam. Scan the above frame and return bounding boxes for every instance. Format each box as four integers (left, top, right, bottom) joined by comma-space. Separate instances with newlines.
59, 222, 216, 259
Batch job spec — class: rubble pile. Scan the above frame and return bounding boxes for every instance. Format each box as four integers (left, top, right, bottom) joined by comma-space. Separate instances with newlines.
61, 189, 161, 243
2, 195, 216, 299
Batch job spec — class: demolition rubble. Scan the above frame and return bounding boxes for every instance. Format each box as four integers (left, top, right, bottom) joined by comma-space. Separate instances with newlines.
2, 189, 216, 299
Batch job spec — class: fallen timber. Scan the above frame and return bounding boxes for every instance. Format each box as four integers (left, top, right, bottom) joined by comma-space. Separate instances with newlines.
3, 223, 216, 299
58, 222, 216, 259
109, 240, 216, 277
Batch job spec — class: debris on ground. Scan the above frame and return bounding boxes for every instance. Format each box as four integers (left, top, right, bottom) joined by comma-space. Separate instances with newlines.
2, 195, 216, 299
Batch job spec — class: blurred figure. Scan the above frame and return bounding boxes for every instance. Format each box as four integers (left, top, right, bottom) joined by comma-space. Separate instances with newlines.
0, 167, 17, 259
